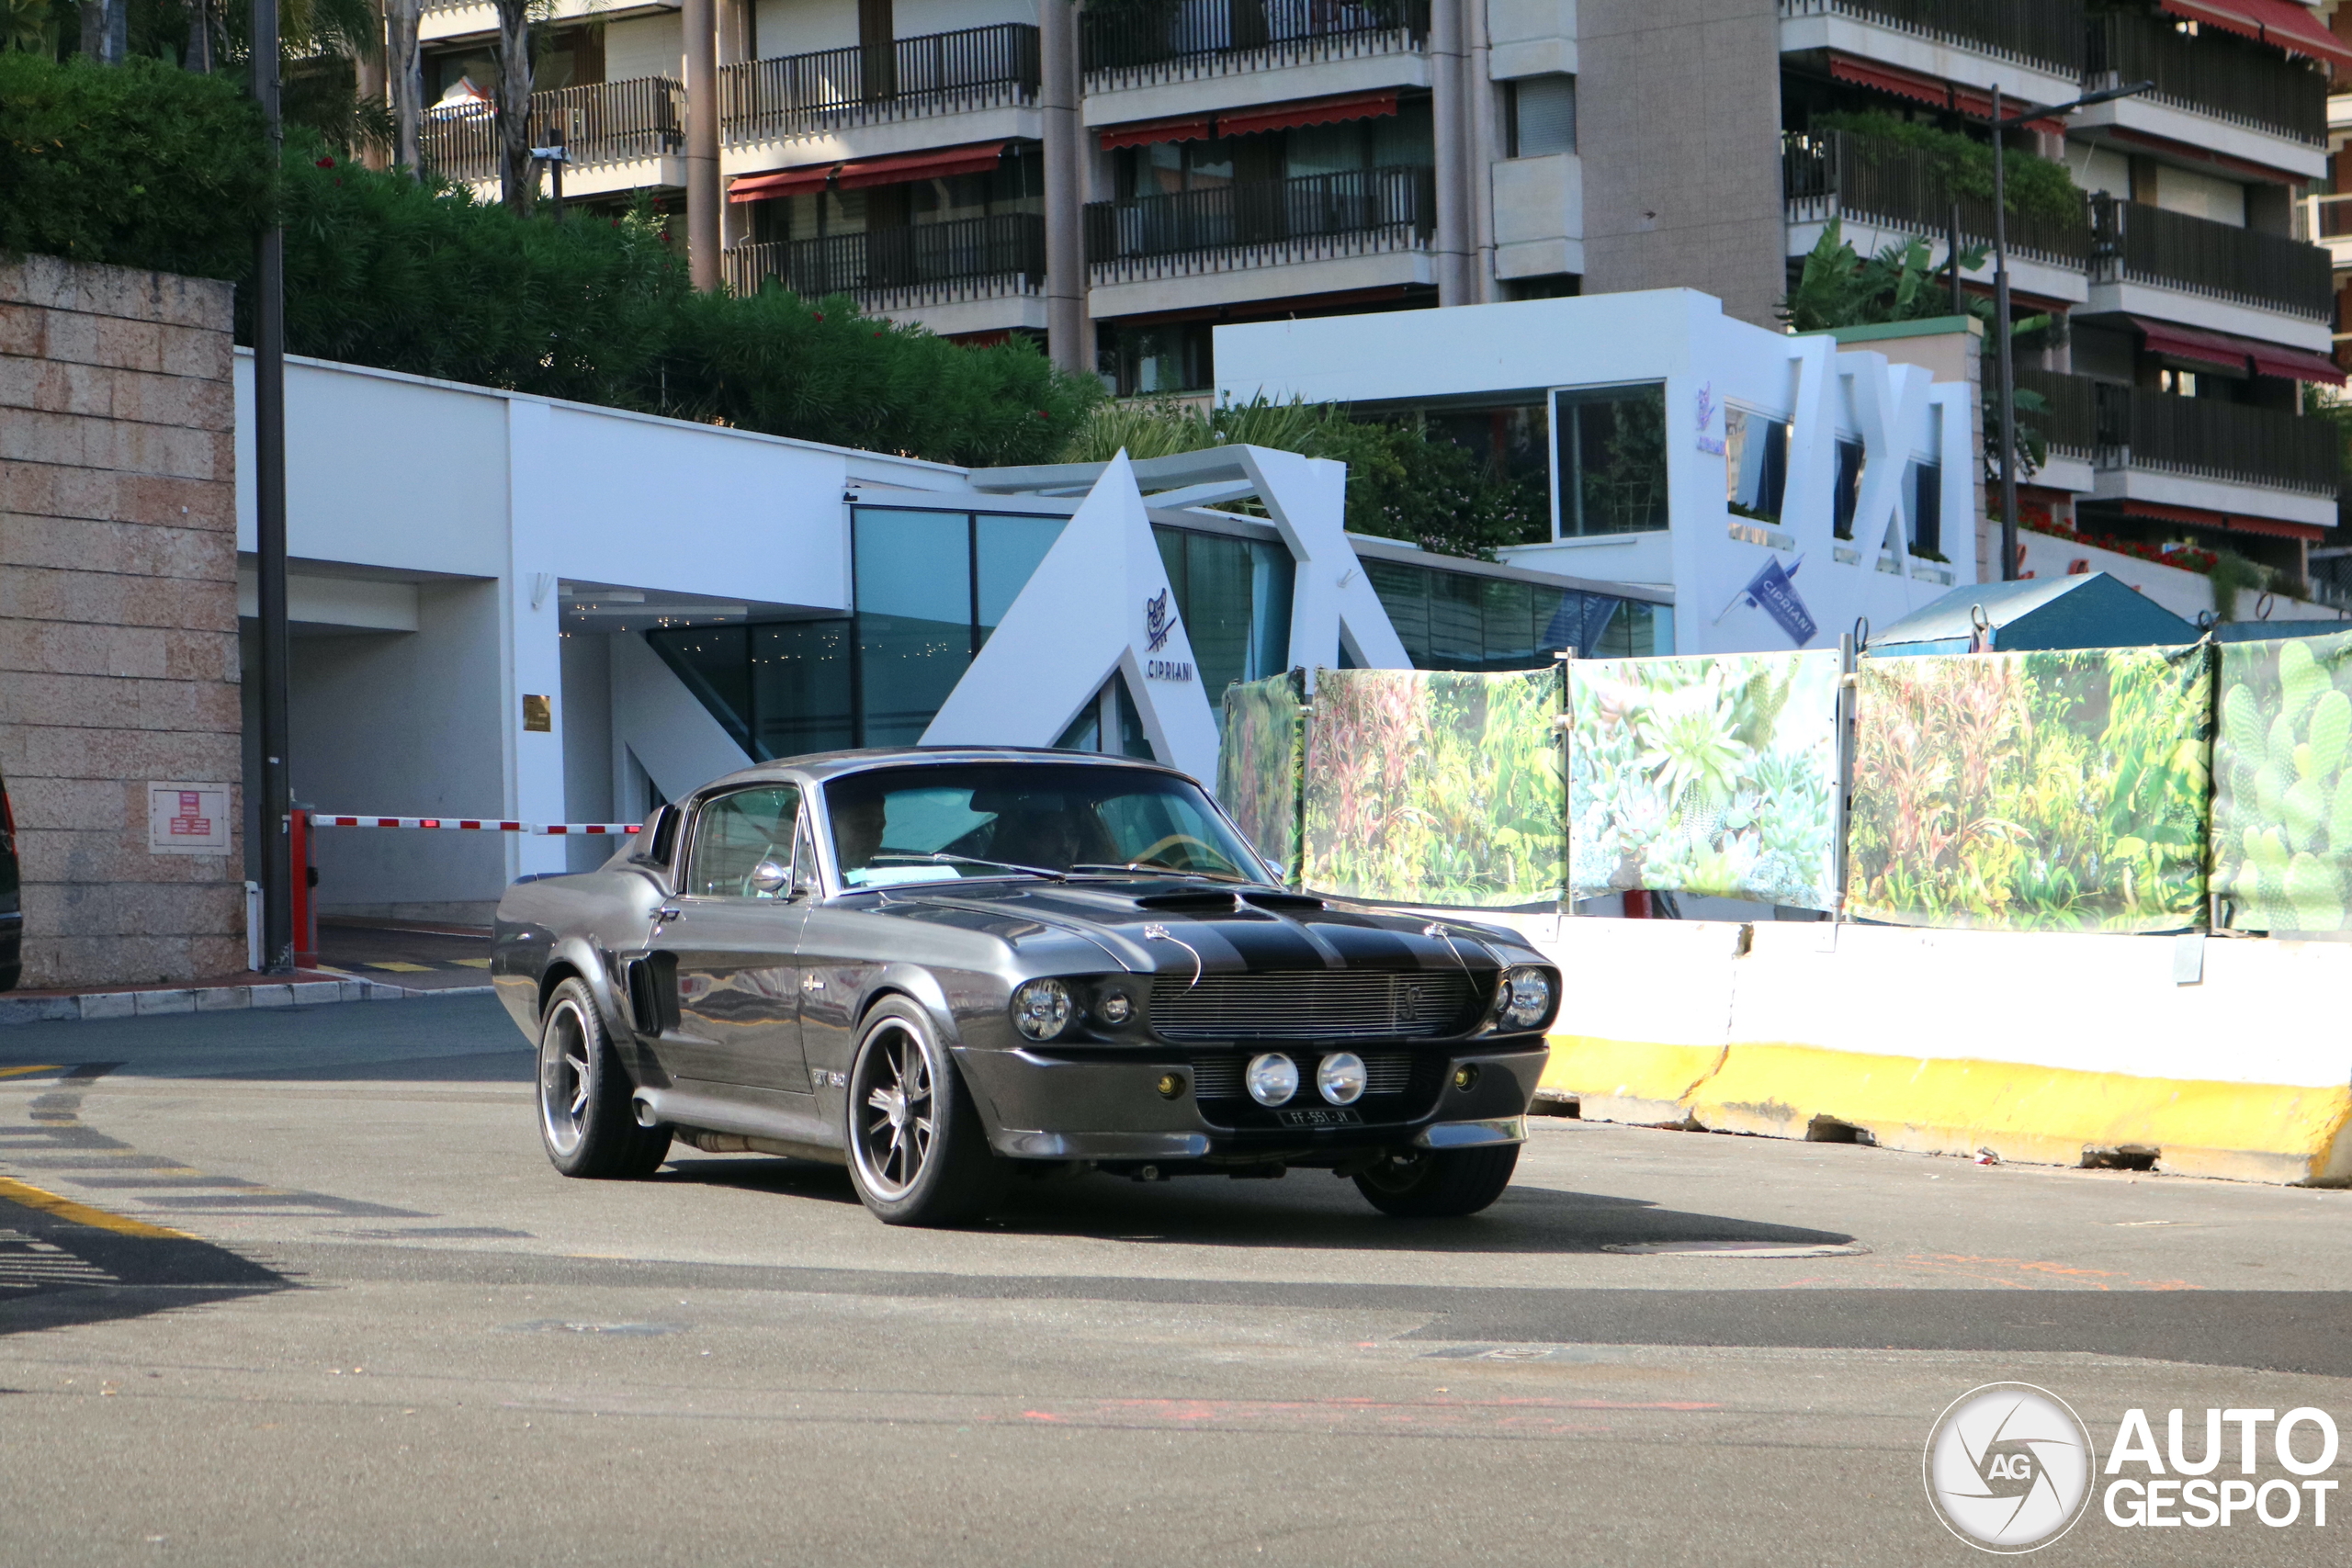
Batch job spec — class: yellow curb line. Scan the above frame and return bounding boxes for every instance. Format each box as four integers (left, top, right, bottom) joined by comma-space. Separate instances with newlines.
0, 1065, 66, 1080
0, 1175, 192, 1239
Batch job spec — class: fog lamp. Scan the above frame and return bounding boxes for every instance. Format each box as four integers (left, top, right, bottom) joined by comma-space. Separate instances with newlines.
1156, 1072, 1185, 1100
1098, 991, 1134, 1025
1012, 978, 1073, 1042
1316, 1052, 1367, 1106
1453, 1065, 1481, 1092
1245, 1052, 1299, 1107
1494, 965, 1555, 1031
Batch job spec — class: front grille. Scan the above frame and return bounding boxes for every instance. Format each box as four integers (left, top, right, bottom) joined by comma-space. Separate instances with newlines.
1188, 1051, 1414, 1101
1150, 970, 1478, 1042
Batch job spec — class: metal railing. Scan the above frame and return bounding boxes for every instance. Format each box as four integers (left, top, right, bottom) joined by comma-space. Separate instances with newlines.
723, 213, 1047, 309
721, 23, 1039, 143
2012, 365, 2097, 461
2088, 195, 2333, 321
2079, 378, 2341, 497
2086, 9, 2326, 146
420, 76, 683, 186
1084, 164, 1435, 283
1776, 0, 2083, 77
1081, 0, 1428, 90
1781, 130, 2091, 268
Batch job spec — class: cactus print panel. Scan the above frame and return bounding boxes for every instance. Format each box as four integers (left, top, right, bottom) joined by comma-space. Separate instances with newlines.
1216, 671, 1307, 887
1847, 645, 2212, 932
1301, 667, 1566, 906
1567, 651, 1843, 911
2212, 632, 2352, 933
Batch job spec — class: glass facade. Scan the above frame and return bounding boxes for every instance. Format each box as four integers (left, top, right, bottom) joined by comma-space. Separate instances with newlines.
1553, 383, 1668, 537
1724, 406, 1790, 525
1364, 557, 1669, 670
1152, 525, 1294, 706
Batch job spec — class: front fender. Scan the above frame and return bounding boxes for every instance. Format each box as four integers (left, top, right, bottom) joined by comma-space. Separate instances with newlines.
854, 962, 964, 1046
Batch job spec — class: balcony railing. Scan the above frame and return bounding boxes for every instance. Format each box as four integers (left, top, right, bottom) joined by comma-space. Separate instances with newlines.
2086, 9, 2326, 147
2056, 376, 2341, 497
420, 76, 683, 186
1081, 0, 1429, 91
1781, 130, 2091, 269
1776, 0, 2083, 78
723, 212, 1047, 310
1084, 164, 1435, 285
2088, 195, 2333, 321
2012, 365, 2097, 462
721, 23, 1039, 143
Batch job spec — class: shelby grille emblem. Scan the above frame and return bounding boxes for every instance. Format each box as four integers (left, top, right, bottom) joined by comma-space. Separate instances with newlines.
1924, 1383, 2097, 1552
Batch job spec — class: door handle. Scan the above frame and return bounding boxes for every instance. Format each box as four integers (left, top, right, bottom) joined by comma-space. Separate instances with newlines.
657, 907, 682, 922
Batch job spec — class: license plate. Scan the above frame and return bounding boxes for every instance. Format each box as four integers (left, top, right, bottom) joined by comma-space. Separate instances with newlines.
1275, 1106, 1362, 1128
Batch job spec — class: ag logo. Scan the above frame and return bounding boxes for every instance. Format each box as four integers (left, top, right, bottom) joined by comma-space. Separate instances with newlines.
1924, 1383, 2096, 1552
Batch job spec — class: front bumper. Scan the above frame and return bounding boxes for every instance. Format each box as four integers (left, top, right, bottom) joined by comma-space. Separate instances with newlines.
959, 1037, 1549, 1166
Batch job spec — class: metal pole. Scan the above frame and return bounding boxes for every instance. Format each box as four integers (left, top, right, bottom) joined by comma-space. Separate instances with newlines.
254, 0, 294, 974
682, 0, 720, 288
1993, 86, 2020, 583
1947, 200, 1963, 318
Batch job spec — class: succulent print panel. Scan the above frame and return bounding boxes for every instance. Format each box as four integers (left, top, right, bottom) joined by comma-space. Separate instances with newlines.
1568, 651, 1842, 911
1301, 668, 1566, 906
1848, 646, 2212, 932
2212, 631, 2352, 932
1216, 672, 1307, 886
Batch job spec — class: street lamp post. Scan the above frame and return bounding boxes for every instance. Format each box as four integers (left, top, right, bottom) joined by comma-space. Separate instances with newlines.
1983, 80, 2151, 582
253, 0, 294, 973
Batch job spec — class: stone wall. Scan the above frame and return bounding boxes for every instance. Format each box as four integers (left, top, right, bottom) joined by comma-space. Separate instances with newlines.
0, 255, 245, 988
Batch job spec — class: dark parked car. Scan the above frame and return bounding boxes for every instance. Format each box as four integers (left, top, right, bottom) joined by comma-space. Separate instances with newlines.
0, 761, 19, 991
492, 750, 1560, 1226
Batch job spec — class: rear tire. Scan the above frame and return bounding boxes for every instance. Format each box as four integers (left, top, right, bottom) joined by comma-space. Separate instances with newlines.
1353, 1145, 1520, 1217
537, 977, 672, 1179
844, 997, 1007, 1226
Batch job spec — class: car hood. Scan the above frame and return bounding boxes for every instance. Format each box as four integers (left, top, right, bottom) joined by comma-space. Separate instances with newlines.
842, 878, 1532, 979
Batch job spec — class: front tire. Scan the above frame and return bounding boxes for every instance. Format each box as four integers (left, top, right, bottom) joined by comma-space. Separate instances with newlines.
1354, 1145, 1520, 1217
537, 977, 672, 1179
844, 997, 1006, 1226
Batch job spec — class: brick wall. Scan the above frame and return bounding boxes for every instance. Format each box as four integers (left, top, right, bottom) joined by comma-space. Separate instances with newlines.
0, 255, 245, 988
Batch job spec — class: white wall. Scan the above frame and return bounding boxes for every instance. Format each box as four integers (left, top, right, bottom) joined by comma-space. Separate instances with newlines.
752, 0, 857, 57
897, 0, 1033, 36
560, 630, 616, 871
604, 13, 684, 80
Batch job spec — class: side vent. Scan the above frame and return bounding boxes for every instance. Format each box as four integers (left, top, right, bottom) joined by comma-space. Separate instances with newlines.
623, 953, 679, 1034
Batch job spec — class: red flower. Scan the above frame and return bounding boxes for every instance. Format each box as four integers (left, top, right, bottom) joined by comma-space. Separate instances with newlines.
813, 311, 824, 321
315, 156, 335, 168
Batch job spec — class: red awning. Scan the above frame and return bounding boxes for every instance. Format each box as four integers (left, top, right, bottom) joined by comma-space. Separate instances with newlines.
2248, 343, 2350, 385
2132, 317, 2252, 374
2118, 500, 2328, 541
836, 141, 1009, 189
1826, 54, 2063, 131
1216, 90, 1399, 139
2160, 0, 2352, 71
1098, 115, 1215, 151
728, 164, 836, 203
2227, 514, 2330, 541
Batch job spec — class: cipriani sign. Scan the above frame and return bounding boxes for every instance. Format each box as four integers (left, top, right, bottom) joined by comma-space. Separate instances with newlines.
1143, 590, 1194, 682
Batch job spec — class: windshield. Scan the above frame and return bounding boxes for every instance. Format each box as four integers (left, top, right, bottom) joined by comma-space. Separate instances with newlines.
826, 763, 1271, 889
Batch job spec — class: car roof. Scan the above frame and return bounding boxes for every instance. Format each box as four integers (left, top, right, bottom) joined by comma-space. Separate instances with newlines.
693, 746, 1196, 796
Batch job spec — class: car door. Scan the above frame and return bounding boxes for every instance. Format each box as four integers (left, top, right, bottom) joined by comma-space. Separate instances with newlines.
654, 784, 812, 1096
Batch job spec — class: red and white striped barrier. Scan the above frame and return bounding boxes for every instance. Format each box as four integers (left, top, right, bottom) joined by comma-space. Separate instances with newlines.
309, 815, 640, 837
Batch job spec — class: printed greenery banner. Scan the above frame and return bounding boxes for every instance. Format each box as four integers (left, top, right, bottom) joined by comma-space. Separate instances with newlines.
1848, 646, 2211, 931
2212, 632, 2352, 931
1302, 667, 1565, 905
1568, 651, 1842, 910
1216, 671, 1306, 886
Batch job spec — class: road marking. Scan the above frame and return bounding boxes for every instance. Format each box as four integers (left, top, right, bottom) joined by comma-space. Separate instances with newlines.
367, 963, 435, 974
0, 1175, 190, 1239
0, 1065, 65, 1080
452, 959, 492, 969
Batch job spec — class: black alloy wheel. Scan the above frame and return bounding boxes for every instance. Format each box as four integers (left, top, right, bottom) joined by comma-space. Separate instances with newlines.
537, 977, 672, 1179
844, 996, 1006, 1226
1353, 1145, 1520, 1217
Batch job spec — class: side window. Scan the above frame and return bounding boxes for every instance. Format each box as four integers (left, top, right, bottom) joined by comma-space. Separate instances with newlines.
792, 810, 822, 897
684, 785, 802, 898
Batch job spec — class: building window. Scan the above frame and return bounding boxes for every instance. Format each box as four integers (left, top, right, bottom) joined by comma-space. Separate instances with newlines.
1507, 75, 1577, 158
1553, 384, 1668, 538
1724, 407, 1790, 525
1907, 460, 1943, 560
1099, 320, 1216, 396
1153, 525, 1295, 710
1363, 557, 1666, 670
1831, 436, 1866, 540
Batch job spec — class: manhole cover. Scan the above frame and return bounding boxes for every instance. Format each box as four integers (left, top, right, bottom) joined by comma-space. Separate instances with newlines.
1600, 1240, 1870, 1258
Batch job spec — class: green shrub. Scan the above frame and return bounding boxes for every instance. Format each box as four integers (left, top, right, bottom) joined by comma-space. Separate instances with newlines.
1814, 110, 2086, 229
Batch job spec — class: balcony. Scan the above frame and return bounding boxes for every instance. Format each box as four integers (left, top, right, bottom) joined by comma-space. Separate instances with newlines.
420, 76, 682, 187
2295, 192, 2352, 272
2019, 369, 2339, 505
2088, 195, 2333, 324
1775, 0, 2082, 79
723, 213, 1046, 320
1080, 0, 1428, 94
2013, 365, 2097, 465
1085, 165, 1435, 292
721, 23, 1039, 145
2086, 9, 2326, 149
1781, 130, 2091, 271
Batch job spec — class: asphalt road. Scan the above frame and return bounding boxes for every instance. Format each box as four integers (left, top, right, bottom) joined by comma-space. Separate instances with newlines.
0, 996, 2346, 1566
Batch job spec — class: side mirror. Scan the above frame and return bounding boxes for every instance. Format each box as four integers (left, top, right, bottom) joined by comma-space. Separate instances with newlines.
748, 859, 791, 897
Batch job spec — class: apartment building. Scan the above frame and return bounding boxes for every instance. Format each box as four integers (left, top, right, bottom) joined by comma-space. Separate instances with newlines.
404, 1, 2346, 587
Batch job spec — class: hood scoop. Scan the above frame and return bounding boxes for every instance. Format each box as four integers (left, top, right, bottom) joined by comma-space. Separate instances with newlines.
1131, 888, 1328, 915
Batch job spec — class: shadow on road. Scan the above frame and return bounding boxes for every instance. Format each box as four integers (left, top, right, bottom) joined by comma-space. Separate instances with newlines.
0, 1191, 294, 1338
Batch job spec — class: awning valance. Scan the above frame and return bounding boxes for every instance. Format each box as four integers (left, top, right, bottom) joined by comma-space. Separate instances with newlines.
1095, 90, 1400, 151
2159, 0, 2352, 72
728, 165, 833, 203
1826, 53, 2064, 131
727, 141, 1011, 203
1098, 115, 1215, 151
2247, 343, 2349, 386
2132, 316, 2254, 373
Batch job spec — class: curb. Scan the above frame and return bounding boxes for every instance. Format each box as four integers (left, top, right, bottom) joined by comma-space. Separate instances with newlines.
0, 978, 495, 1026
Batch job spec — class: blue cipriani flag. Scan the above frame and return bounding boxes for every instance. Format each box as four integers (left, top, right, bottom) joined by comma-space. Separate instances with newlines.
1717, 555, 1817, 647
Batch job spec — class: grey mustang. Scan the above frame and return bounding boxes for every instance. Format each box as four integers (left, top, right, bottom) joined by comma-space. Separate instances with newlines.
492, 749, 1560, 1226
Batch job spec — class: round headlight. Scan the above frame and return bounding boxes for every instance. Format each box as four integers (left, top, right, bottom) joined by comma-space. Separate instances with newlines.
1012, 978, 1074, 1041
1497, 965, 1555, 1031
1097, 990, 1133, 1025
1244, 1052, 1299, 1107
1316, 1051, 1366, 1106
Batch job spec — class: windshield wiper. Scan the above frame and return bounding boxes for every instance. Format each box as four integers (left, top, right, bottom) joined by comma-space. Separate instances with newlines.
870, 852, 1066, 881
1071, 863, 1263, 886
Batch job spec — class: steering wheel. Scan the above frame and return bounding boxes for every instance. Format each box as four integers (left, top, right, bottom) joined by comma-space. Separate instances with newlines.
1132, 832, 1224, 872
